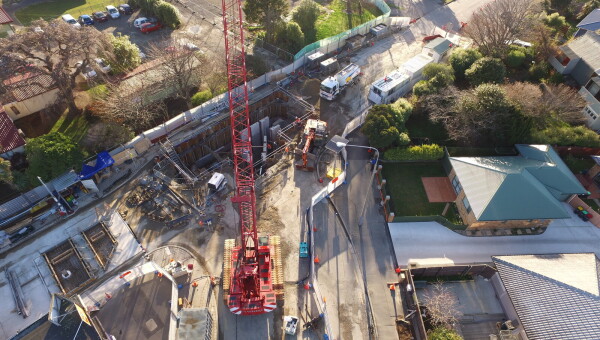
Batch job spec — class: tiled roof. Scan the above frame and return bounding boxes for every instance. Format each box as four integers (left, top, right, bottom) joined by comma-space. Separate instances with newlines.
0, 107, 25, 153
493, 254, 600, 340
0, 7, 12, 24
2, 72, 56, 103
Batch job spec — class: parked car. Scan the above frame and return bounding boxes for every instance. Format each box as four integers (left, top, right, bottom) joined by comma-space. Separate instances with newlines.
118, 4, 133, 14
9, 225, 35, 243
78, 14, 94, 26
95, 58, 111, 73
93, 11, 109, 22
76, 61, 97, 79
140, 22, 162, 33
106, 5, 120, 19
62, 14, 81, 28
133, 17, 149, 28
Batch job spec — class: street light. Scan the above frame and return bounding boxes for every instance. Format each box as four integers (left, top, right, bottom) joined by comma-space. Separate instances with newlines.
330, 136, 380, 227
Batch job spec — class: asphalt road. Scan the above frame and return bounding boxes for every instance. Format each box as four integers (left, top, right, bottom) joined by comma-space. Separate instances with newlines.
391, 211, 600, 266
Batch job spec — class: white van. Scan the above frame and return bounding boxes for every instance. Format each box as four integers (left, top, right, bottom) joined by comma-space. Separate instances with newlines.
62, 14, 81, 28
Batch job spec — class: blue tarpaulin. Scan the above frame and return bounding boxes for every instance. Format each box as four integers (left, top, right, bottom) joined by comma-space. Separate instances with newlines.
79, 151, 115, 180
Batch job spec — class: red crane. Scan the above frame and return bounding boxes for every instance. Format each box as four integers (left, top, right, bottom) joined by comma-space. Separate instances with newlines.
221, 0, 280, 315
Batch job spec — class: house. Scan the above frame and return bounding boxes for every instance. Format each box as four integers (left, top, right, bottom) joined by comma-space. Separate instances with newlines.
446, 144, 586, 229
0, 106, 25, 159
491, 253, 600, 340
574, 8, 600, 38
549, 32, 600, 130
423, 37, 453, 62
0, 7, 14, 37
1, 72, 59, 120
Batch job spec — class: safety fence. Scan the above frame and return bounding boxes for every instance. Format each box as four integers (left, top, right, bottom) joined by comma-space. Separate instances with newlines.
295, 0, 392, 60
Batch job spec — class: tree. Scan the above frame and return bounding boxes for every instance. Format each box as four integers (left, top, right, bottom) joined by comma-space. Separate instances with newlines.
528, 61, 551, 82
244, 0, 289, 43
422, 63, 455, 90
191, 89, 213, 106
148, 41, 205, 108
292, 0, 321, 44
106, 33, 141, 74
543, 12, 568, 35
529, 22, 559, 61
26, 132, 84, 182
449, 48, 483, 80
430, 84, 527, 145
423, 282, 463, 327
275, 22, 305, 54
428, 327, 463, 340
154, 1, 182, 28
0, 19, 112, 115
362, 103, 413, 149
578, 0, 600, 20
465, 57, 506, 86
0, 158, 13, 184
94, 82, 169, 131
463, 0, 538, 56
504, 82, 587, 128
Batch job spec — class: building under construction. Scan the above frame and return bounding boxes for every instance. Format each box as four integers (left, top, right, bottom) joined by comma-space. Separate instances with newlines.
43, 239, 94, 295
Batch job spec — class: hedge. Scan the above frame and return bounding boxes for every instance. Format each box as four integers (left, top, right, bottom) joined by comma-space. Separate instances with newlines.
384, 144, 444, 161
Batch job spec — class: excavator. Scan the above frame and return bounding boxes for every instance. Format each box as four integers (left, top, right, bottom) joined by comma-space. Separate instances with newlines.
295, 119, 328, 171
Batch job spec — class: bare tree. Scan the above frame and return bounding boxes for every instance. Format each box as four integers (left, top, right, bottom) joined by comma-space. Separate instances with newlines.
423, 282, 463, 327
0, 19, 112, 115
147, 40, 206, 109
94, 82, 169, 131
463, 0, 539, 56
527, 22, 559, 60
504, 82, 587, 127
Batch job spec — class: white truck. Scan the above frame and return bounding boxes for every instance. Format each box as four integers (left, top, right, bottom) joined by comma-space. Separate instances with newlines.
319, 63, 361, 101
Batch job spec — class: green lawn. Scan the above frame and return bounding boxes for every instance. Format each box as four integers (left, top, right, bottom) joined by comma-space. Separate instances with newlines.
315, 0, 382, 40
50, 111, 90, 145
561, 154, 595, 175
15, 0, 119, 26
382, 161, 451, 217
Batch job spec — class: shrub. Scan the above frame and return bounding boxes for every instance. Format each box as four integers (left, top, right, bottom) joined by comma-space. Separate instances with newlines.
505, 50, 525, 68
545, 71, 565, 84
275, 21, 305, 54
529, 61, 551, 82
384, 144, 444, 161
465, 57, 506, 85
362, 103, 413, 149
428, 327, 462, 340
449, 48, 483, 80
25, 132, 84, 182
390, 98, 413, 125
413, 80, 433, 97
87, 84, 109, 100
154, 1, 181, 28
398, 132, 411, 146
530, 125, 600, 147
191, 89, 213, 107
422, 63, 455, 90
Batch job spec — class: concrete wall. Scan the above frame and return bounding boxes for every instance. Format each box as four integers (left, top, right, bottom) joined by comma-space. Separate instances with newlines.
3, 88, 60, 120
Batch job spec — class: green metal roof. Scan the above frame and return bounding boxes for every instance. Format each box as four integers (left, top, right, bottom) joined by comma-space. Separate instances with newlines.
450, 145, 586, 221
425, 37, 453, 55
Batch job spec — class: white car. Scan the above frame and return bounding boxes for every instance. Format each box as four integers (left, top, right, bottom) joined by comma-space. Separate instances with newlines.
106, 5, 120, 19
76, 61, 97, 79
133, 17, 148, 28
95, 58, 111, 73
62, 14, 81, 28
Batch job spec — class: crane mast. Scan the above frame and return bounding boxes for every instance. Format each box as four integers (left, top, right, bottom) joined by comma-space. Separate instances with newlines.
221, 0, 278, 315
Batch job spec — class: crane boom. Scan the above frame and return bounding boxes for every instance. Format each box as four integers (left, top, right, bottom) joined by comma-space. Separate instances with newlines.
221, 0, 277, 315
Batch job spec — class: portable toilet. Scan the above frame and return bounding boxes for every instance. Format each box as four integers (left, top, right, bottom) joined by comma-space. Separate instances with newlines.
320, 57, 339, 74
208, 172, 225, 192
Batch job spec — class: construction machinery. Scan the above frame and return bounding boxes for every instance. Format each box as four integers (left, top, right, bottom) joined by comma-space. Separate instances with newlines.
221, 0, 282, 315
295, 119, 328, 171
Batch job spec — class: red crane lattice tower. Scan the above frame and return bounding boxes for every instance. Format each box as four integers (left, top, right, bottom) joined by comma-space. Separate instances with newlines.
221, 0, 277, 315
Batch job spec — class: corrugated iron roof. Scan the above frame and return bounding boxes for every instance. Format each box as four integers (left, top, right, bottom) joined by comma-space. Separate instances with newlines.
560, 32, 600, 76
0, 108, 25, 153
577, 9, 600, 31
424, 37, 453, 55
450, 145, 586, 221
493, 254, 600, 340
2, 72, 56, 103
0, 7, 13, 24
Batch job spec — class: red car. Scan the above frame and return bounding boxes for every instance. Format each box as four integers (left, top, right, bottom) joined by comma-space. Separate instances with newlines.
140, 22, 162, 33
93, 11, 109, 23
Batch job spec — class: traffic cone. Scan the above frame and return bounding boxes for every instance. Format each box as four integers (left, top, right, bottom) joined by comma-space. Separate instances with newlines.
304, 283, 310, 290
192, 282, 198, 288
395, 267, 401, 274
389, 284, 395, 291
314, 256, 320, 264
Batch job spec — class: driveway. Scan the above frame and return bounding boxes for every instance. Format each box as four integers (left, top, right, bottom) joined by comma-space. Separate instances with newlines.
391, 203, 600, 266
